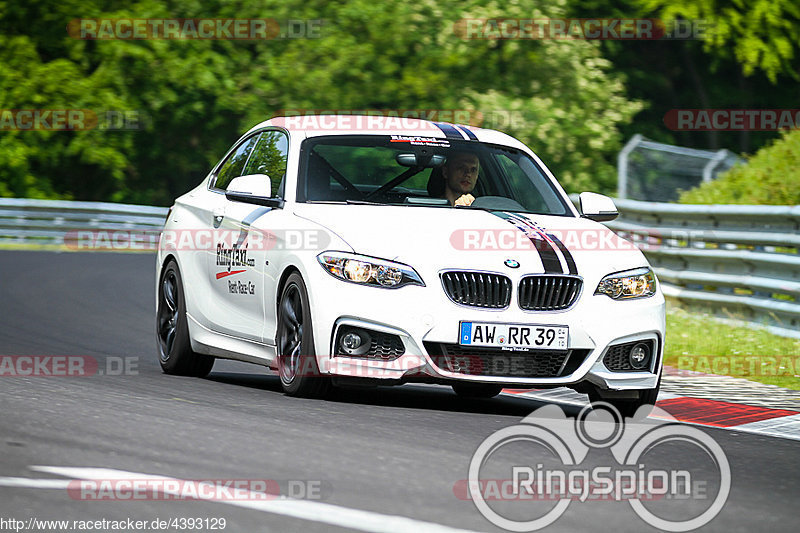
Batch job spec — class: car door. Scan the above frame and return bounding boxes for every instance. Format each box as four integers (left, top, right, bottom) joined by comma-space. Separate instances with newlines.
206, 130, 290, 341
238, 130, 290, 344
204, 133, 265, 340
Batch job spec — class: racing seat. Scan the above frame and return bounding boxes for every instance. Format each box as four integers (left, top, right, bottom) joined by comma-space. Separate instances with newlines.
426, 167, 445, 198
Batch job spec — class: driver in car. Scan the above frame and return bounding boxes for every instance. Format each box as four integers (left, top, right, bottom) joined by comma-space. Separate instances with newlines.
441, 151, 479, 206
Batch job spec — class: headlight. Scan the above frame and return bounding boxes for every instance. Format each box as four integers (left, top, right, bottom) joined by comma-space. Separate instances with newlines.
595, 267, 656, 300
317, 252, 424, 288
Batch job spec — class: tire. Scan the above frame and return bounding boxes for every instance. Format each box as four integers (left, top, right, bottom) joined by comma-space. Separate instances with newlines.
588, 375, 661, 419
451, 383, 503, 399
276, 272, 330, 398
157, 259, 214, 377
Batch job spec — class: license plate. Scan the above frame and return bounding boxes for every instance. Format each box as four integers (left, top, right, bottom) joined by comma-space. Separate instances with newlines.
459, 322, 568, 350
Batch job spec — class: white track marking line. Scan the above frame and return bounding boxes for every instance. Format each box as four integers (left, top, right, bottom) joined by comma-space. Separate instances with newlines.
730, 414, 800, 442
0, 477, 72, 489
502, 389, 680, 404
0, 466, 484, 533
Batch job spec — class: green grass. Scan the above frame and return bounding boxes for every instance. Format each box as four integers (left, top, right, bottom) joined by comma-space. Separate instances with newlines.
664, 305, 800, 390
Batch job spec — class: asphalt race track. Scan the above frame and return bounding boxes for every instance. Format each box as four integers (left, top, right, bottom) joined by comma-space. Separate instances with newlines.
0, 251, 798, 532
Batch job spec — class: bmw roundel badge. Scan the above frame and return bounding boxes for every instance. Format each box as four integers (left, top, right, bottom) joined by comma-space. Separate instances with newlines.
504, 259, 520, 268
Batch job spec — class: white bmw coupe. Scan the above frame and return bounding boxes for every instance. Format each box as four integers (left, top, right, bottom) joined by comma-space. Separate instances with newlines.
156, 115, 665, 415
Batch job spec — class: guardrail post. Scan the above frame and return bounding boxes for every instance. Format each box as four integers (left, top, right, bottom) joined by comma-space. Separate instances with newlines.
617, 134, 643, 200
702, 149, 733, 183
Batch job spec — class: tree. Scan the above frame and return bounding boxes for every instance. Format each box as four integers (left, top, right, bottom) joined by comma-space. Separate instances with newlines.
638, 0, 800, 83
0, 0, 645, 202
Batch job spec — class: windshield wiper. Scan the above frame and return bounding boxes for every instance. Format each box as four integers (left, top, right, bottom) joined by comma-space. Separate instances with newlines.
345, 199, 387, 206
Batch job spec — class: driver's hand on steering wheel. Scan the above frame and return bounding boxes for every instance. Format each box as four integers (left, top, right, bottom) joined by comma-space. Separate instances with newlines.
454, 194, 475, 206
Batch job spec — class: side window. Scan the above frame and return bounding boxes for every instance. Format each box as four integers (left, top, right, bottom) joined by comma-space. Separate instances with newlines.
214, 135, 259, 190
243, 131, 289, 197
495, 153, 548, 213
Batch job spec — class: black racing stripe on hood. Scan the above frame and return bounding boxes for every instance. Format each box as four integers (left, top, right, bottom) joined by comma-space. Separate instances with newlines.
491, 211, 563, 274
547, 234, 578, 275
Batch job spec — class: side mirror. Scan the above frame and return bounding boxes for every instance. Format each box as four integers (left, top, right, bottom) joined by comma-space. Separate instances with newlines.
579, 192, 618, 222
225, 174, 284, 208
227, 174, 271, 196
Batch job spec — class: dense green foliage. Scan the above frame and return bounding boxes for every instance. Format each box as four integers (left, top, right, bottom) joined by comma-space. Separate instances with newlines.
570, 0, 800, 154
679, 129, 800, 205
1, 0, 798, 205
640, 0, 800, 83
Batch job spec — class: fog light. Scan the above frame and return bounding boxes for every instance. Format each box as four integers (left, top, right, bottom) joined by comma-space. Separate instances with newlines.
629, 343, 650, 370
338, 328, 371, 356
343, 332, 362, 350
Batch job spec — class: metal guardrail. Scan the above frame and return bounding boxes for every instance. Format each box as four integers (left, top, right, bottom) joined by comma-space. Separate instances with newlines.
617, 134, 742, 202
2, 196, 798, 337
0, 197, 168, 248
597, 197, 800, 339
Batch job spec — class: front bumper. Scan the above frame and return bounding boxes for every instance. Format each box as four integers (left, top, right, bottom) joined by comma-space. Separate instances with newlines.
308, 268, 665, 391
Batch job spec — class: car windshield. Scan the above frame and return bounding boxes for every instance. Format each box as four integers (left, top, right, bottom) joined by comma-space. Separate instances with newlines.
297, 135, 572, 216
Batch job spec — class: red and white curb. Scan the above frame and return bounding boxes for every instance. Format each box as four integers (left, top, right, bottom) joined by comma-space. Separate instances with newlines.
502, 369, 800, 442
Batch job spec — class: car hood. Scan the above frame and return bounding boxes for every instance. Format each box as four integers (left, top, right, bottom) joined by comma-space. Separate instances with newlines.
292, 204, 647, 282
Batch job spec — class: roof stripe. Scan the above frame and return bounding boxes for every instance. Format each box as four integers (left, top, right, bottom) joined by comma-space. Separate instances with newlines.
455, 125, 478, 140
433, 122, 467, 140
